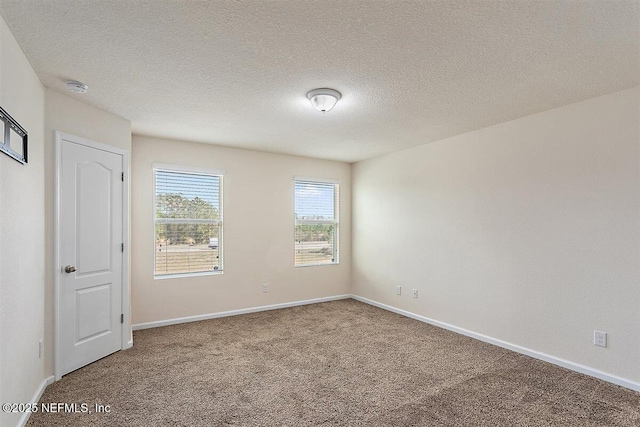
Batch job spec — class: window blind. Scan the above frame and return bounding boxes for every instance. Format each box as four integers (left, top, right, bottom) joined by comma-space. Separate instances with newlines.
154, 168, 223, 276
294, 180, 339, 266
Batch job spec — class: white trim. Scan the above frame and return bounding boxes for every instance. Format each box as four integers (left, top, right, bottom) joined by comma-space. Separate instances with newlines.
54, 131, 131, 380
121, 150, 131, 351
153, 270, 223, 280
132, 295, 350, 330
350, 295, 640, 392
294, 176, 340, 184
53, 133, 62, 380
153, 163, 225, 176
294, 262, 340, 268
17, 376, 54, 427
55, 131, 128, 155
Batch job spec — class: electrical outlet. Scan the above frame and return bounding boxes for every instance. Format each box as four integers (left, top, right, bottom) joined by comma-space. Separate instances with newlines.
39, 339, 43, 359
594, 330, 607, 348
396, 286, 401, 295
262, 283, 269, 293
412, 289, 418, 298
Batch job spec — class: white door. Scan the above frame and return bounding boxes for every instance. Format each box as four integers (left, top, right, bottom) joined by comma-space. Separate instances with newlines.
58, 137, 123, 376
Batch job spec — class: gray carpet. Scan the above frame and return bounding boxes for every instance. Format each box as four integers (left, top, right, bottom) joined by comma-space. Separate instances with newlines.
28, 299, 640, 426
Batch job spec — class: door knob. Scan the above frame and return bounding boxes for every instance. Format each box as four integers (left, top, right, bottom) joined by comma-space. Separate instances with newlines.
64, 265, 77, 273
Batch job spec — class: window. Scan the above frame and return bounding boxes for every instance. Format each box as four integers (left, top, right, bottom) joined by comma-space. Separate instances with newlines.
294, 179, 339, 267
154, 166, 223, 277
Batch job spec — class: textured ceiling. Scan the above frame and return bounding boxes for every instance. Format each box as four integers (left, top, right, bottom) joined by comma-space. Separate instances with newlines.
0, 1, 638, 163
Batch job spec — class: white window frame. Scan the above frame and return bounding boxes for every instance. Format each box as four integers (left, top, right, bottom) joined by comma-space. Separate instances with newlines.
153, 164, 224, 279
294, 177, 340, 268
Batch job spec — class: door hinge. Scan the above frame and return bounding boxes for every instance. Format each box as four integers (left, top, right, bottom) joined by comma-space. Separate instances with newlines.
121, 243, 124, 252
121, 172, 124, 182
121, 314, 124, 324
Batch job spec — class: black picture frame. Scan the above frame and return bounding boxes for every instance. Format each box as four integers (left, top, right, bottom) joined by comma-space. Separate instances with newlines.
0, 106, 28, 164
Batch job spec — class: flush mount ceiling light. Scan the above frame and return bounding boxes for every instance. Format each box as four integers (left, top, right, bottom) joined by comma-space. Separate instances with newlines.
65, 80, 88, 94
307, 88, 341, 113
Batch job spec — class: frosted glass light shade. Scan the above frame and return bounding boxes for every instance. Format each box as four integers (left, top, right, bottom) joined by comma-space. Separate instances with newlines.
307, 88, 341, 112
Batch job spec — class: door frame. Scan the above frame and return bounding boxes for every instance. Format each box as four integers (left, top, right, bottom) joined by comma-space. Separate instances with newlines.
54, 131, 131, 381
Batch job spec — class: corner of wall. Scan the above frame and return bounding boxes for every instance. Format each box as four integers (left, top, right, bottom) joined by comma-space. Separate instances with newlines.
0, 12, 47, 427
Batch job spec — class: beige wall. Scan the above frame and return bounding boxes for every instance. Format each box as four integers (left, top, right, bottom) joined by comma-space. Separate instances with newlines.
352, 86, 640, 383
1, 8, 636, 418
0, 15, 45, 427
131, 135, 351, 325
44, 89, 131, 376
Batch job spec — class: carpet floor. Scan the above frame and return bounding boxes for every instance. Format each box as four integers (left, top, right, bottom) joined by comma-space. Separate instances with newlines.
28, 299, 640, 426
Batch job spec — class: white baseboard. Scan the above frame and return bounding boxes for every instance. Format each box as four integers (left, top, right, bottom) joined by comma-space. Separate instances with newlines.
132, 293, 639, 392
17, 375, 54, 427
350, 294, 640, 393
132, 295, 351, 331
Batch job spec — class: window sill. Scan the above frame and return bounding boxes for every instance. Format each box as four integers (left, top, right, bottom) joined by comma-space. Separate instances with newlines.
295, 262, 339, 268
154, 270, 223, 280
